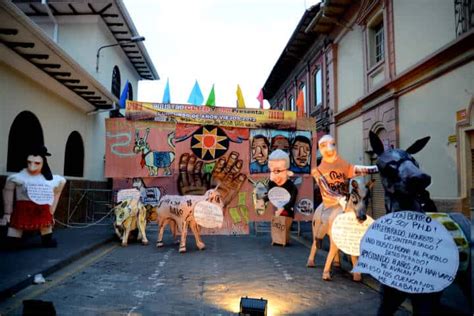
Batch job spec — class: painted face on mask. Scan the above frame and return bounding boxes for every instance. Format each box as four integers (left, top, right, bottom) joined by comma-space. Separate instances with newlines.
268, 159, 288, 186
26, 155, 44, 176
319, 135, 337, 163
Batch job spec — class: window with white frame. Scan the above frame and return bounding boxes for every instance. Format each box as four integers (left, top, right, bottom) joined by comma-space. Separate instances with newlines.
314, 68, 322, 107
289, 95, 295, 111
368, 14, 384, 67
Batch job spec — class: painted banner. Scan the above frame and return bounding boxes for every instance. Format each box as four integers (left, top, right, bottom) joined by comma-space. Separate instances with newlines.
105, 119, 176, 178
354, 211, 459, 293
125, 101, 298, 129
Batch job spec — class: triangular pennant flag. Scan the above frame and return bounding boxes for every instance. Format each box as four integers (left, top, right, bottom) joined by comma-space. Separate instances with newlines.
187, 80, 204, 105
205, 84, 216, 107
119, 80, 130, 109
256, 88, 264, 109
236, 84, 246, 109
162, 78, 171, 103
296, 88, 305, 117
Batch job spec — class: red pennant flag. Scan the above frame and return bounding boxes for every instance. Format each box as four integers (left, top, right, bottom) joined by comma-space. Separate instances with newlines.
296, 89, 305, 117
256, 88, 264, 109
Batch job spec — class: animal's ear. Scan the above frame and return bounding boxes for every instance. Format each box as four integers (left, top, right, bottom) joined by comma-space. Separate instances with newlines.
369, 131, 385, 156
406, 136, 430, 155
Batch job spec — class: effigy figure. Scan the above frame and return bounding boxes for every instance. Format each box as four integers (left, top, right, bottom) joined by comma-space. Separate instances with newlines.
267, 149, 298, 246
155, 188, 223, 253
307, 134, 377, 280
368, 131, 444, 315
2, 145, 66, 248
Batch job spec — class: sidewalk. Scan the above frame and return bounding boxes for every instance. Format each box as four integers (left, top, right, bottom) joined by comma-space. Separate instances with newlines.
0, 224, 116, 301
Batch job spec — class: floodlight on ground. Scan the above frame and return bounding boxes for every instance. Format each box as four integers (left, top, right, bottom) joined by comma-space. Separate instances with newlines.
239, 296, 267, 316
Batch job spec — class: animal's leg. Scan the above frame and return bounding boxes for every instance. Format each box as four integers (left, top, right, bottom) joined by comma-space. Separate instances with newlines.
190, 220, 205, 250
306, 235, 318, 267
122, 219, 131, 247
138, 207, 148, 245
350, 256, 362, 281
156, 219, 165, 247
164, 167, 171, 176
170, 219, 179, 244
114, 224, 122, 240
179, 221, 188, 253
322, 237, 339, 281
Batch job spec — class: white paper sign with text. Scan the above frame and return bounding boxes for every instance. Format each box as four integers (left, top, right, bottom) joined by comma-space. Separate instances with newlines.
194, 201, 224, 228
268, 187, 291, 209
332, 212, 374, 256
117, 189, 141, 202
27, 183, 54, 205
354, 211, 459, 293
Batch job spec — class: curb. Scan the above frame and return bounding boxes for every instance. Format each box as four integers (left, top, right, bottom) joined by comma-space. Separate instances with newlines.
0, 236, 115, 302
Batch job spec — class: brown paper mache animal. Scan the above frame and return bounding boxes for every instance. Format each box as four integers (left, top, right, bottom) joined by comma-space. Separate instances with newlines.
155, 189, 223, 253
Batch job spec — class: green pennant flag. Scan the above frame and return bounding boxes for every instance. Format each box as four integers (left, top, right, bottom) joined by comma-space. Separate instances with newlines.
205, 84, 216, 107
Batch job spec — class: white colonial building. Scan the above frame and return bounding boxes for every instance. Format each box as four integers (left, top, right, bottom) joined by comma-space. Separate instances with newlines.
0, 0, 158, 222
263, 0, 473, 219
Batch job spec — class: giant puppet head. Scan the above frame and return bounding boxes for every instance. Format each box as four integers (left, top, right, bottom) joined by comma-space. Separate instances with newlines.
268, 149, 293, 186
318, 134, 338, 164
26, 145, 53, 180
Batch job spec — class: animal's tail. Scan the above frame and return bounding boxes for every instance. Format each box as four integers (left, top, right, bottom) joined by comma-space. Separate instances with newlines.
167, 132, 176, 149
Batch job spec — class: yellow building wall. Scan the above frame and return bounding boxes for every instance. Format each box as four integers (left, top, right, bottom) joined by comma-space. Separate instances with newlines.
393, 0, 456, 74
398, 62, 473, 198
337, 116, 365, 166
336, 26, 365, 112
0, 62, 107, 181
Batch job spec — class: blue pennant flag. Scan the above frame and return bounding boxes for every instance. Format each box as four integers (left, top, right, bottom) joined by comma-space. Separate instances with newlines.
119, 80, 129, 109
162, 78, 171, 103
187, 80, 204, 105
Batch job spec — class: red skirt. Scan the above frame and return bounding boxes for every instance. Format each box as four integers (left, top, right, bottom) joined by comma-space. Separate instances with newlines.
10, 200, 53, 230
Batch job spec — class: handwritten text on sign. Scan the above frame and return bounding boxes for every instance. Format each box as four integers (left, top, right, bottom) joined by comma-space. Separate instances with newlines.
194, 201, 224, 229
117, 189, 141, 203
354, 211, 459, 293
27, 183, 54, 205
268, 187, 290, 209
331, 212, 374, 256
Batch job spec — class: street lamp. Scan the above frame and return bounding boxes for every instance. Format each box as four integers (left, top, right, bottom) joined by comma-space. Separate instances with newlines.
95, 35, 145, 72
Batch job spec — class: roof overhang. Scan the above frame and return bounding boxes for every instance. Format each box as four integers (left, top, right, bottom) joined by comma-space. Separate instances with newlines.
262, 4, 321, 100
263, 0, 354, 100
0, 0, 119, 110
12, 0, 159, 81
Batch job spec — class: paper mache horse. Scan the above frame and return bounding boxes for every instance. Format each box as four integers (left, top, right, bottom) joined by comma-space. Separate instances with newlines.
133, 128, 175, 176
155, 188, 224, 253
307, 176, 374, 281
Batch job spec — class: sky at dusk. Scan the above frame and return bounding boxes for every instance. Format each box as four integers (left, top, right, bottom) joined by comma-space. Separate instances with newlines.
123, 0, 321, 108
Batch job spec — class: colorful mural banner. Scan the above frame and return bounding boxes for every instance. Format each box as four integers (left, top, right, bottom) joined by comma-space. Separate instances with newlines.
125, 101, 298, 129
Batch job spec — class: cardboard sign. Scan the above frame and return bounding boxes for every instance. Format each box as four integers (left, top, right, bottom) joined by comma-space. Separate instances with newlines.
117, 189, 141, 202
354, 211, 459, 293
194, 201, 224, 228
27, 183, 54, 205
268, 187, 290, 209
331, 212, 374, 256
271, 216, 292, 246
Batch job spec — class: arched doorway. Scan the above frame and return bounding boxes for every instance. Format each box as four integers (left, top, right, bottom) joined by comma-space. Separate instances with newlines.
64, 131, 84, 177
368, 126, 390, 219
7, 111, 44, 172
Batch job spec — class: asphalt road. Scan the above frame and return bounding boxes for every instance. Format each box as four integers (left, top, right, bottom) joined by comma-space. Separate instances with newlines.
1, 231, 410, 315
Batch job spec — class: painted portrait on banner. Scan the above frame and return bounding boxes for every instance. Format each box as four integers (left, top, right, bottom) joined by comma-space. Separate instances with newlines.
289, 131, 312, 174
105, 119, 176, 178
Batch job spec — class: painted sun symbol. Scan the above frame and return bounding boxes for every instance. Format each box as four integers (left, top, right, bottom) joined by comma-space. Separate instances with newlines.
192, 127, 227, 159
